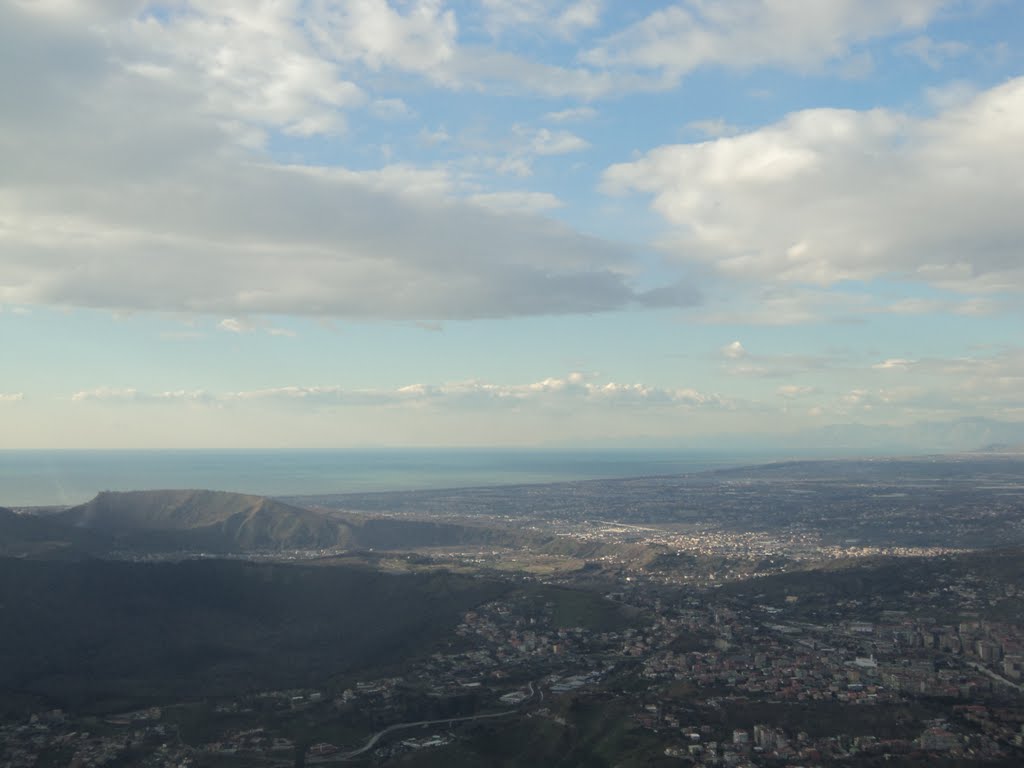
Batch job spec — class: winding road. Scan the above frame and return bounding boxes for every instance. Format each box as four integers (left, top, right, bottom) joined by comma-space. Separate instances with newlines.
337, 681, 540, 760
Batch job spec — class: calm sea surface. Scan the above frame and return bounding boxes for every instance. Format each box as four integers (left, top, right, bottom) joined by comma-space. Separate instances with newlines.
0, 449, 765, 507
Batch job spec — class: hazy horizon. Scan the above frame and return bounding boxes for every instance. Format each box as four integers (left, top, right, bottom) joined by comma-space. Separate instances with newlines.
1, 447, 776, 507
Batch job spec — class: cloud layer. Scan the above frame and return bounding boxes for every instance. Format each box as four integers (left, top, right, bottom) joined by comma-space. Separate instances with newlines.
3, 2, 1009, 325
70, 373, 730, 410
0, 3, 692, 321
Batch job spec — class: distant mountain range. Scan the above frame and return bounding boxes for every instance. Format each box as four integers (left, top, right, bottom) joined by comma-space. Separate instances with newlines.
566, 417, 1024, 456
974, 442, 1024, 454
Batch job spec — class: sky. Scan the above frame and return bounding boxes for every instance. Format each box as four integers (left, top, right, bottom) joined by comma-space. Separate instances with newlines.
1, 0, 1023, 451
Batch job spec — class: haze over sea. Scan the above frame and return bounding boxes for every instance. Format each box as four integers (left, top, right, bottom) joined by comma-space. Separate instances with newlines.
0, 450, 771, 508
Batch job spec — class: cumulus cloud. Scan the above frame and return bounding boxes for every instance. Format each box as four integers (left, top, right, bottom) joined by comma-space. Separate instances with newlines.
0, 392, 25, 402
218, 318, 253, 334
229, 373, 729, 408
721, 340, 747, 359
124, 1, 370, 139
873, 358, 916, 370
70, 374, 730, 410
777, 385, 815, 398
604, 77, 1024, 294
71, 388, 213, 403
529, 128, 590, 156
304, 0, 458, 76
9, 1, 972, 110
544, 106, 598, 123
0, 3, 693, 321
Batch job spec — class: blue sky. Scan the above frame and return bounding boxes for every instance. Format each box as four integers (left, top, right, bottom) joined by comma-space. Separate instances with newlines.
1, 0, 1022, 451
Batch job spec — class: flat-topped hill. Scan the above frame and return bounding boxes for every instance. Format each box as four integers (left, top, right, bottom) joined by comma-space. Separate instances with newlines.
61, 489, 303, 530
56, 490, 352, 552
5, 490, 533, 556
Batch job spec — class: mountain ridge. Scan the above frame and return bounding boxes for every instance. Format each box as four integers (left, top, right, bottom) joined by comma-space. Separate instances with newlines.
4, 489, 543, 557
56, 489, 353, 552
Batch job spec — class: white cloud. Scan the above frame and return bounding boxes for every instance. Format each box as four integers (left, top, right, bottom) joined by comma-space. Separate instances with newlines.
0, 392, 25, 402
71, 374, 731, 410
296, 163, 456, 198
469, 191, 564, 214
13, 0, 972, 119
698, 289, 842, 325
839, 51, 875, 80
716, 291, 1005, 324
0, 4, 693, 321
721, 340, 747, 359
11, 0, 144, 21
449, 50, 626, 99
881, 298, 947, 315
218, 317, 294, 336
126, 1, 368, 139
825, 348, 1024, 418
419, 127, 451, 145
529, 128, 590, 156
544, 106, 598, 123
777, 385, 815, 398
370, 98, 414, 120
479, 0, 602, 40
305, 0, 458, 77
687, 118, 740, 138
218, 318, 252, 334
557, 0, 602, 35
584, 0, 952, 85
897, 35, 969, 69
604, 77, 1024, 294
873, 358, 916, 370
71, 388, 212, 403
722, 346, 840, 379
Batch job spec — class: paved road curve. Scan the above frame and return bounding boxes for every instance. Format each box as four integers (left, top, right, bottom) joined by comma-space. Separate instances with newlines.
338, 681, 540, 760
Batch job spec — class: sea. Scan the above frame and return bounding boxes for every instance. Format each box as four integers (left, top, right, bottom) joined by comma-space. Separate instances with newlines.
0, 449, 767, 507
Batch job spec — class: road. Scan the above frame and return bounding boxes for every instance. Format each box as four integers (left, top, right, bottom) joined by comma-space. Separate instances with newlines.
337, 681, 541, 760
966, 661, 1024, 693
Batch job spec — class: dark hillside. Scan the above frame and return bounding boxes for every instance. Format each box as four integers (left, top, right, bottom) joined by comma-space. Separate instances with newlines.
0, 507, 107, 557
719, 547, 1024, 622
0, 557, 509, 711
